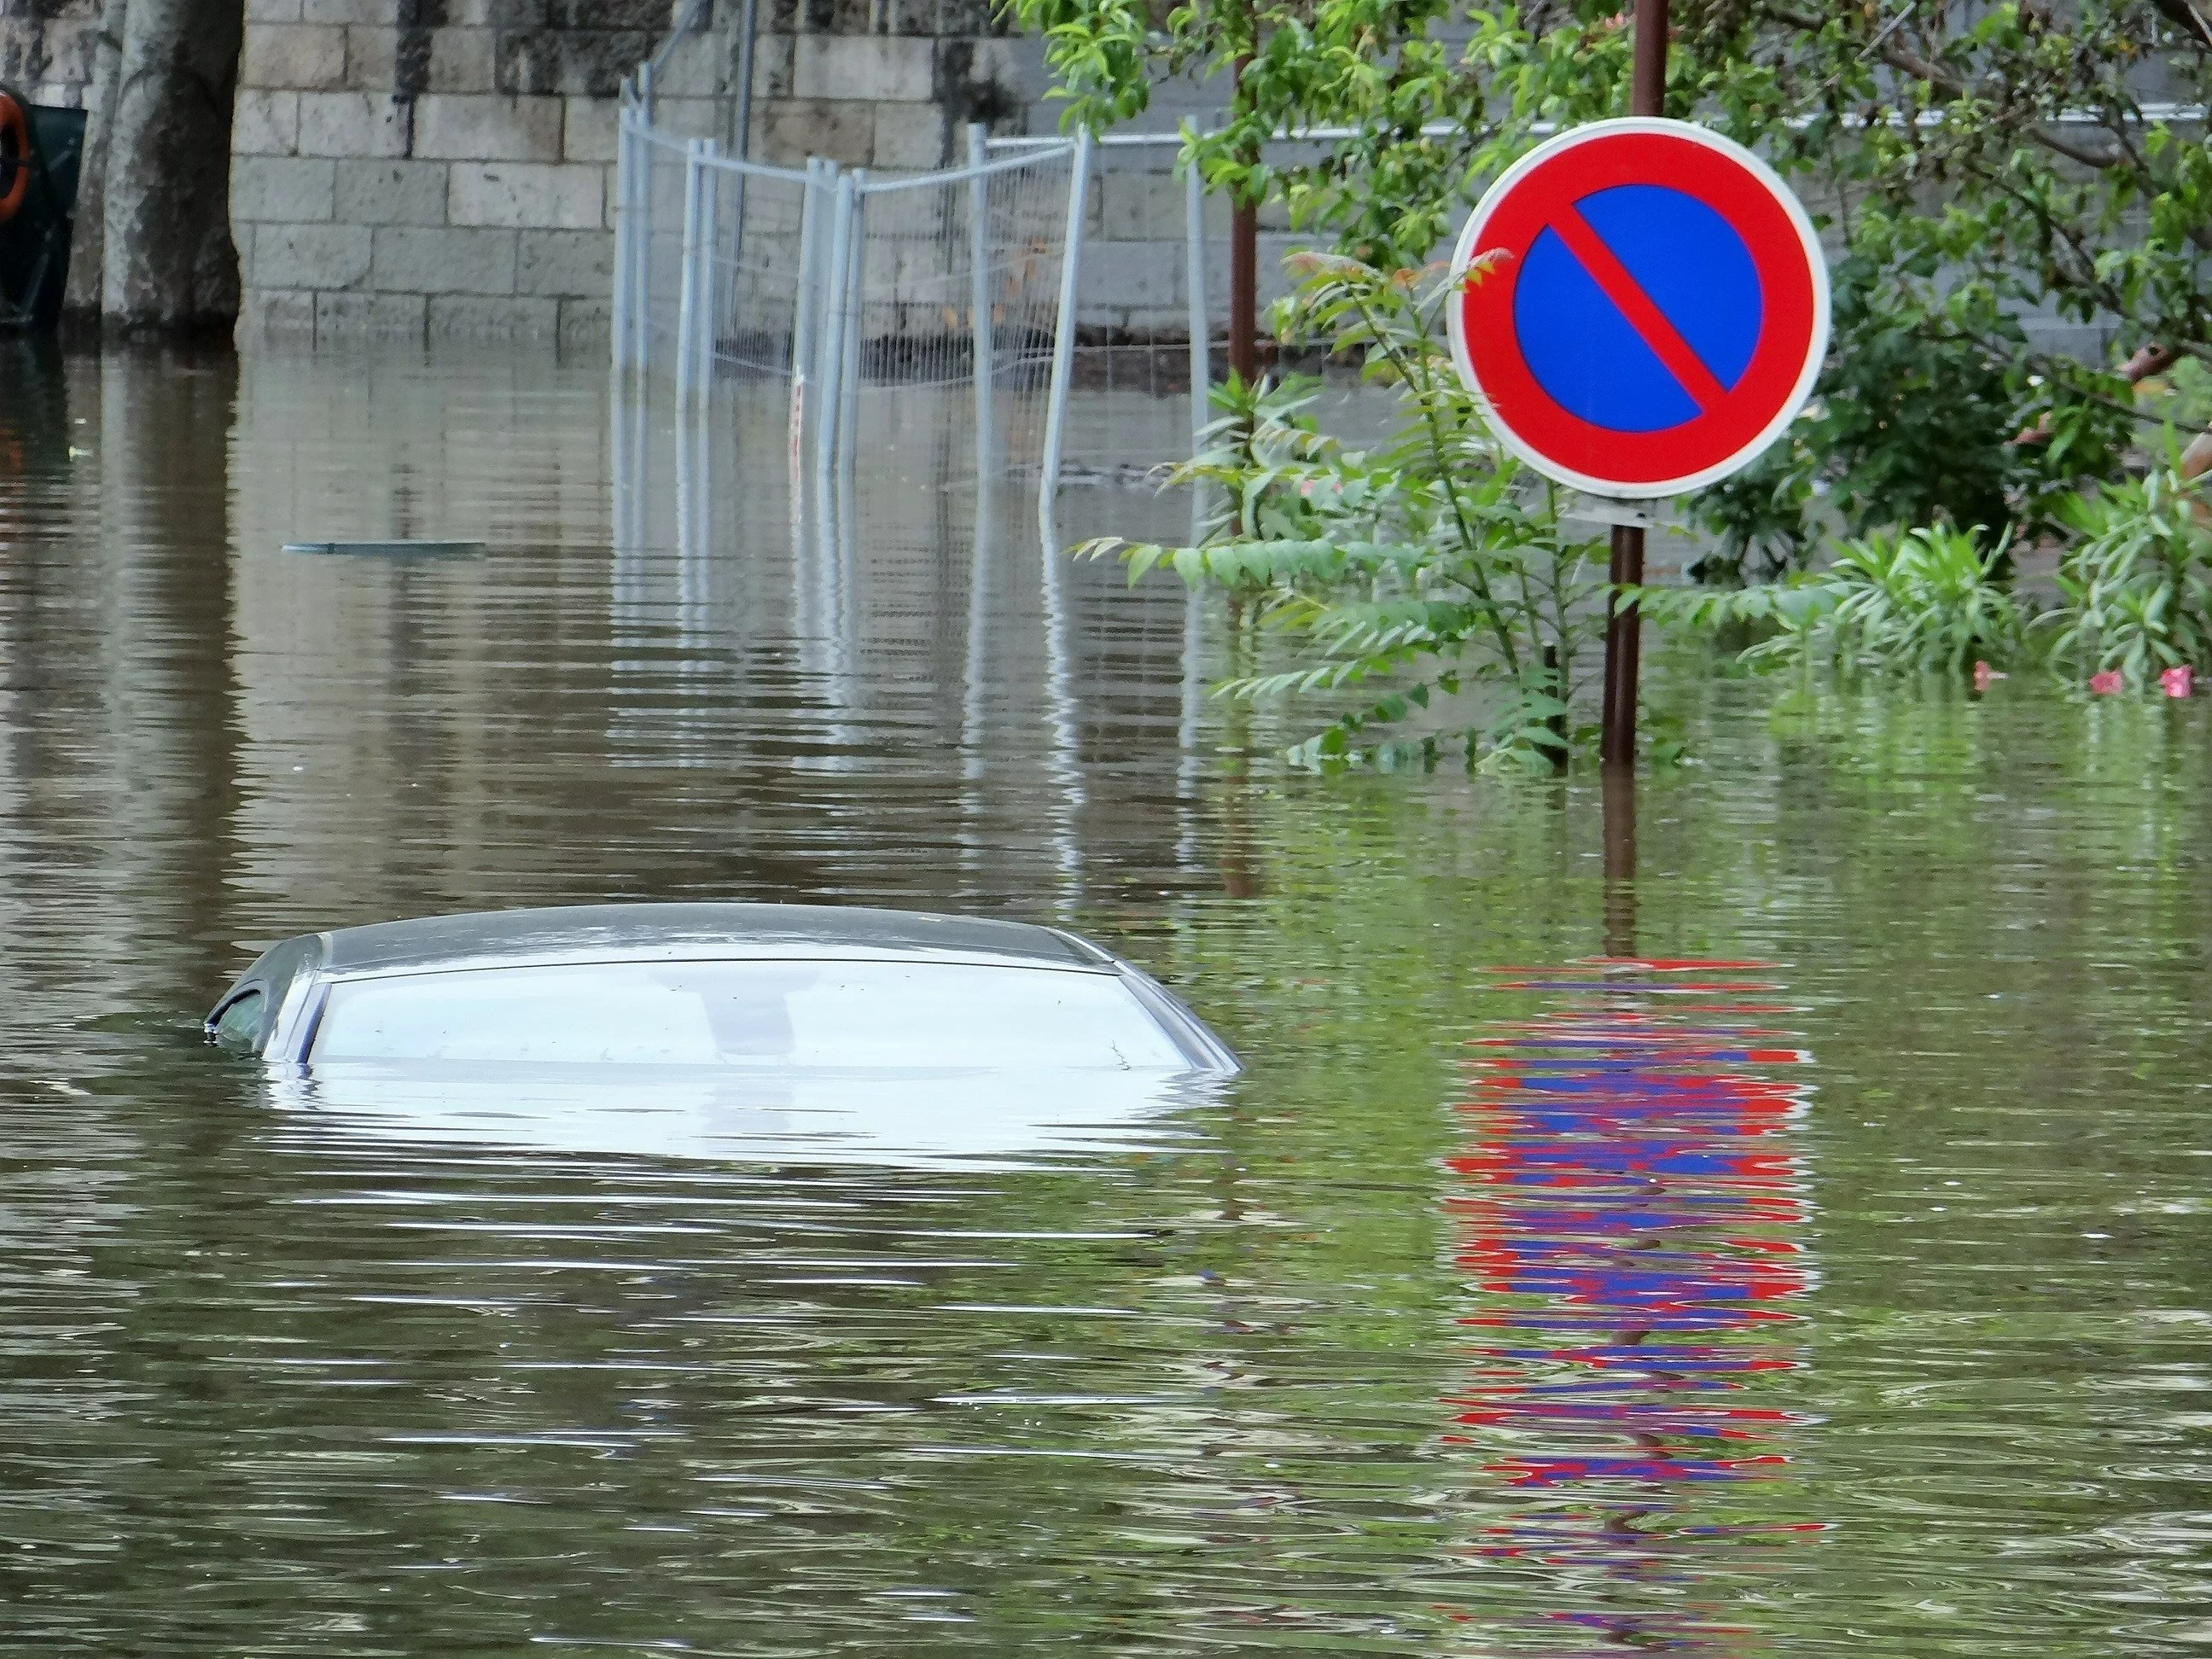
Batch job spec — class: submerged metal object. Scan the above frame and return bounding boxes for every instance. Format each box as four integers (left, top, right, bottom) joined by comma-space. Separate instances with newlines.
207, 902, 1241, 1076
282, 539, 486, 557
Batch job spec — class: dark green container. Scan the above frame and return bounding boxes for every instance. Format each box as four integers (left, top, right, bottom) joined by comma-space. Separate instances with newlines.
0, 84, 87, 333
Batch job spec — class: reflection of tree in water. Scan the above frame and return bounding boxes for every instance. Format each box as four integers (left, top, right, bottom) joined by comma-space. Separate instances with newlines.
1438, 961, 1818, 1653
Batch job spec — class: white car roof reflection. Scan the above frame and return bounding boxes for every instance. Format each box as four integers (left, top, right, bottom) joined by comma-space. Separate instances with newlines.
266, 1062, 1230, 1173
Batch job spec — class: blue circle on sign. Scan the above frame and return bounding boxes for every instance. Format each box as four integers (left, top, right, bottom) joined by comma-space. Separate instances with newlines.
1512, 184, 1764, 434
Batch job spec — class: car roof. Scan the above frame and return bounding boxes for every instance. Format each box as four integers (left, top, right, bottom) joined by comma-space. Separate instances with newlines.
311, 903, 1113, 978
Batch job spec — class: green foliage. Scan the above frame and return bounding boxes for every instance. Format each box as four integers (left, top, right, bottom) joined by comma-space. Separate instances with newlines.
1683, 443, 1818, 588
2043, 457, 2212, 685
1644, 457, 2212, 692
1686, 265, 2135, 579
1006, 0, 2212, 552
1077, 253, 1610, 771
2137, 356, 2212, 432
1639, 524, 2024, 677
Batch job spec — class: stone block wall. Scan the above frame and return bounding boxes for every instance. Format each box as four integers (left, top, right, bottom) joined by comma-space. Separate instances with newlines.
7, 0, 1236, 346
743, 31, 1033, 171
734, 12, 1238, 341
229, 3, 676, 347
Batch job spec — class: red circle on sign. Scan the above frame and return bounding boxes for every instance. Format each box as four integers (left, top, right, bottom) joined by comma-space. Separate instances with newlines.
1447, 119, 1830, 499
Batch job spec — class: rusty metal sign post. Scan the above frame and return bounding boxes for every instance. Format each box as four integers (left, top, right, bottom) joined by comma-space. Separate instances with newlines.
1443, 0, 1830, 771
1604, 0, 1670, 770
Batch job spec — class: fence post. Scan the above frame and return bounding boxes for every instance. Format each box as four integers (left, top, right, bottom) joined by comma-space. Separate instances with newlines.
838, 170, 869, 479
611, 92, 632, 372
676, 137, 708, 412
790, 157, 830, 451
815, 167, 858, 480
695, 142, 721, 402
632, 67, 657, 380
1185, 144, 1209, 463
731, 0, 760, 261
967, 123, 997, 479
1039, 128, 1091, 509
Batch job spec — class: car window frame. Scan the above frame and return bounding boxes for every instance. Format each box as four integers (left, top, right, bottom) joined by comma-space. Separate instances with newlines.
207, 934, 330, 1060
1116, 969, 1240, 1073
207, 987, 267, 1052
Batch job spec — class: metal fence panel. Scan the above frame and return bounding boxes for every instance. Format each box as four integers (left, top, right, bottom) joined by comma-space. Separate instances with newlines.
616, 100, 1118, 512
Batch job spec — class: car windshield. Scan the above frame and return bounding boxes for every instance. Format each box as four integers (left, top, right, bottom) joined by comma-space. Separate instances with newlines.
308, 959, 1196, 1071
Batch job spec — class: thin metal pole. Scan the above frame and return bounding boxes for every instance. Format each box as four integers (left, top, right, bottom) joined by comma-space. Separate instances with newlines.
839, 171, 868, 481
968, 123, 997, 478
1633, 0, 1668, 120
1602, 521, 1644, 768
1228, 52, 1257, 384
1039, 127, 1091, 508
676, 137, 707, 411
815, 167, 856, 480
729, 0, 760, 337
611, 94, 632, 372
1228, 208, 1256, 381
791, 157, 828, 451
733, 0, 760, 160
628, 133, 645, 375
1185, 148, 1208, 459
632, 64, 657, 378
1602, 0, 1667, 771
696, 141, 720, 401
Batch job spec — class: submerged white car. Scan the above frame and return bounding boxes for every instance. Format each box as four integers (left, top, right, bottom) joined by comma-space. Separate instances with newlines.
207, 903, 1240, 1076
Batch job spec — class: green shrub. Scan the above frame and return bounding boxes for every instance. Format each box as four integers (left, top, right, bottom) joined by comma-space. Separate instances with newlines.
2042, 459, 2212, 688
1639, 524, 2023, 678
1079, 253, 1610, 771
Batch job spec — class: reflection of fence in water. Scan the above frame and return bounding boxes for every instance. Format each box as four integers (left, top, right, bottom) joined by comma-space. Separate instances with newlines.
606, 368, 1216, 909
1440, 961, 1819, 1650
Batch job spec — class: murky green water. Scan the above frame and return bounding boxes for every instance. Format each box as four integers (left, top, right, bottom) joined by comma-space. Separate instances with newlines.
2, 341, 2209, 1654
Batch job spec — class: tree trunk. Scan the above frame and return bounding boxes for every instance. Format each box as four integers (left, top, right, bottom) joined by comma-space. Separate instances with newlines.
62, 0, 128, 327
96, 0, 243, 333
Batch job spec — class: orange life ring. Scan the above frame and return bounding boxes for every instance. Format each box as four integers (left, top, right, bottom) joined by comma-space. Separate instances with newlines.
0, 93, 30, 224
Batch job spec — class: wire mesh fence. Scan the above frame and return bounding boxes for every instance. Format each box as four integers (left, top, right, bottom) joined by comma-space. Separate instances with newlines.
614, 73, 1372, 519
850, 140, 1076, 474
617, 81, 1086, 500
823, 143, 1080, 485
983, 129, 1388, 490
701, 158, 812, 381
988, 132, 1210, 489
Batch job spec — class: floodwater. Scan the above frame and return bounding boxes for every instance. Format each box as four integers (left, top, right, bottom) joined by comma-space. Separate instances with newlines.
2, 341, 2209, 1656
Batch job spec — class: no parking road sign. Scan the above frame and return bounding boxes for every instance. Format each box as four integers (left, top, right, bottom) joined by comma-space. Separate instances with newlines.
1447, 118, 1830, 499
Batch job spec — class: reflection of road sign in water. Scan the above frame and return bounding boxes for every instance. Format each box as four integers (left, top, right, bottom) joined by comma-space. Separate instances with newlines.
1431, 961, 1819, 1650
1448, 119, 1831, 498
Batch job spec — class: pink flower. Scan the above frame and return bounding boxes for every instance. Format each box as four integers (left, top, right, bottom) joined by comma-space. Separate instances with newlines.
1972, 661, 2005, 692
2089, 670, 2124, 696
2162, 665, 2194, 698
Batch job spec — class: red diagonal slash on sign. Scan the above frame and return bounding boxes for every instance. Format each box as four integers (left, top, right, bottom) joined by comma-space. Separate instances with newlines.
1546, 207, 1732, 413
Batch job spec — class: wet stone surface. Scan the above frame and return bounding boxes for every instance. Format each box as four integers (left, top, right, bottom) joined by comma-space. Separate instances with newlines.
0, 340, 2209, 1654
